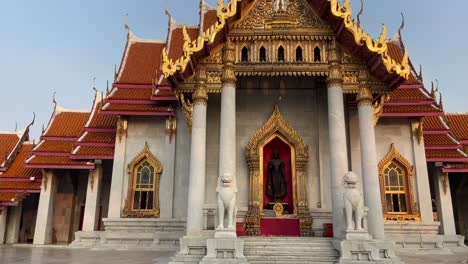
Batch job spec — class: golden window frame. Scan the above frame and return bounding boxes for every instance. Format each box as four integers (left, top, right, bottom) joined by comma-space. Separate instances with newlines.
123, 142, 163, 218
378, 144, 420, 221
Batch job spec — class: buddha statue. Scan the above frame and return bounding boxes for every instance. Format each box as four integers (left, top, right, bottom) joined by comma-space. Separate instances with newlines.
266, 150, 287, 201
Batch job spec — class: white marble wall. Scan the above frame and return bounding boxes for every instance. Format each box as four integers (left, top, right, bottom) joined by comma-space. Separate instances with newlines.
122, 116, 176, 218
204, 80, 331, 212
349, 115, 434, 224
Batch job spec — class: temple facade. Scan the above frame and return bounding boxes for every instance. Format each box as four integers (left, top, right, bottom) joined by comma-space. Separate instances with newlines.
1, 0, 467, 263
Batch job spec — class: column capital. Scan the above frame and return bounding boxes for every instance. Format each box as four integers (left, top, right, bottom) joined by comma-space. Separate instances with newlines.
327, 39, 342, 86
222, 39, 236, 84
193, 68, 208, 105
356, 87, 373, 107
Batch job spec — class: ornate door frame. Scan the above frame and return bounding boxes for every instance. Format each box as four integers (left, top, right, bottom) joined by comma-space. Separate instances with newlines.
245, 105, 312, 236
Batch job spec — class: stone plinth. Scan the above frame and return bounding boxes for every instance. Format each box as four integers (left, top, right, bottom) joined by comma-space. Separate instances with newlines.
201, 238, 248, 264
71, 218, 185, 250
333, 239, 402, 264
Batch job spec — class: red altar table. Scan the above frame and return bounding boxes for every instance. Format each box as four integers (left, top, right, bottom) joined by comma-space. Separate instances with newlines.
260, 218, 300, 236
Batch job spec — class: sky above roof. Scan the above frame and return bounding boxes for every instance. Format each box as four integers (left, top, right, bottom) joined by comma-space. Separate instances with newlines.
1, 0, 467, 140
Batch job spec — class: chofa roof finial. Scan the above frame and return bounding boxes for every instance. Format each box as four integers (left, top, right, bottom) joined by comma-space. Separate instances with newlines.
356, 0, 364, 26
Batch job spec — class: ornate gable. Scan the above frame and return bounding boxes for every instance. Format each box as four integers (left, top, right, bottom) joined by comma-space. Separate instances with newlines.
233, 0, 329, 30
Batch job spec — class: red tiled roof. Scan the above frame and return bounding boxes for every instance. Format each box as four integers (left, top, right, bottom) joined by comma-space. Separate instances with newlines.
383, 104, 440, 113
26, 155, 93, 167
1, 144, 41, 179
0, 193, 18, 203
44, 111, 90, 138
445, 114, 468, 141
34, 141, 74, 153
0, 134, 21, 165
108, 88, 153, 100
387, 42, 403, 64
87, 101, 118, 129
80, 132, 115, 144
116, 41, 165, 85
169, 27, 199, 61
424, 116, 449, 131
73, 146, 114, 157
426, 149, 466, 159
203, 10, 218, 32
389, 88, 431, 101
103, 103, 174, 113
424, 134, 458, 146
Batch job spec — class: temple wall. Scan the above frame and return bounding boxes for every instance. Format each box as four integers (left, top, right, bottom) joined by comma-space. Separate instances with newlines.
98, 161, 113, 229
204, 82, 331, 216
123, 116, 176, 219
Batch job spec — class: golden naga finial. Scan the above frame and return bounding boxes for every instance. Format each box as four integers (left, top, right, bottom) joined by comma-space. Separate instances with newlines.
328, 0, 409, 79
161, 0, 239, 78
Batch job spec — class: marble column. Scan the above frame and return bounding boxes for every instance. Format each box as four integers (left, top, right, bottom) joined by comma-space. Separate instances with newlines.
433, 169, 456, 235
108, 117, 127, 218
0, 208, 6, 244
34, 170, 58, 245
327, 40, 348, 239
217, 40, 238, 231
186, 69, 208, 236
6, 203, 22, 244
356, 79, 385, 240
411, 123, 434, 223
82, 163, 103, 231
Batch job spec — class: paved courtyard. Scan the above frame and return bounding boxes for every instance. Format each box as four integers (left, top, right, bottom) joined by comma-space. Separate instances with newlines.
0, 246, 467, 264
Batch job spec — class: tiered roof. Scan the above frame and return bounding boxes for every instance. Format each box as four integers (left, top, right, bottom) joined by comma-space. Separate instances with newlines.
0, 131, 23, 172
71, 92, 117, 160
0, 124, 42, 206
381, 32, 443, 118
423, 113, 468, 167
101, 29, 177, 116
25, 104, 94, 169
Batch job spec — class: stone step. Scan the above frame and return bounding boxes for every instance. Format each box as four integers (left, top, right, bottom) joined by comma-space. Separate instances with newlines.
246, 255, 338, 263
245, 249, 339, 255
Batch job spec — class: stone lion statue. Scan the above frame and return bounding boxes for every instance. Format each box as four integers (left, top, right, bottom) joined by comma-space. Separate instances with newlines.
216, 172, 237, 230
343, 171, 364, 232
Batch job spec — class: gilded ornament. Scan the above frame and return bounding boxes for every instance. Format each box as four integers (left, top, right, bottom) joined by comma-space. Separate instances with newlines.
373, 95, 387, 127
161, 0, 238, 78
378, 144, 420, 221
166, 116, 177, 143
328, 0, 410, 79
245, 105, 312, 236
412, 119, 424, 145
41, 169, 48, 192
117, 116, 128, 143
176, 93, 193, 130
273, 203, 284, 217
193, 68, 208, 105
356, 87, 373, 107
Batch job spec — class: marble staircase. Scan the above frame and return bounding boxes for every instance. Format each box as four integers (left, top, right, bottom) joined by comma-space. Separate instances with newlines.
243, 237, 339, 263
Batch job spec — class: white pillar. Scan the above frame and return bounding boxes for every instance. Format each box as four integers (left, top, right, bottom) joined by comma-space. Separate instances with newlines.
411, 124, 434, 223
433, 169, 456, 235
0, 207, 7, 244
356, 84, 385, 240
108, 117, 128, 218
82, 164, 103, 231
186, 69, 208, 236
216, 41, 237, 233
327, 41, 348, 239
34, 170, 58, 245
6, 203, 22, 244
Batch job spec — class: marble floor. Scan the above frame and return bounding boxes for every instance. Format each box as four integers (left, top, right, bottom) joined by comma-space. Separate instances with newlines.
0, 246, 467, 264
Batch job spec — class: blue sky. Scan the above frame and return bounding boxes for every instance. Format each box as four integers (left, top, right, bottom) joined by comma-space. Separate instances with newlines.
1, 0, 467, 140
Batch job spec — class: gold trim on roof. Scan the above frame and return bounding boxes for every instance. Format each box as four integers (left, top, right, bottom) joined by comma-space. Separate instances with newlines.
329, 0, 410, 79
161, 0, 239, 78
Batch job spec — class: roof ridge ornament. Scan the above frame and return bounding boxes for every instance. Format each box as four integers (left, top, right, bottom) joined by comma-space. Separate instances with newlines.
355, 0, 364, 26
329, 0, 410, 79
161, 0, 239, 78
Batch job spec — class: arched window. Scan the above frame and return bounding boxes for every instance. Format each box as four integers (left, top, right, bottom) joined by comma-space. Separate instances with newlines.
241, 46, 249, 62
259, 46, 267, 62
123, 143, 163, 218
296, 46, 303, 62
383, 161, 408, 213
378, 144, 419, 221
278, 46, 285, 62
314, 46, 321, 62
